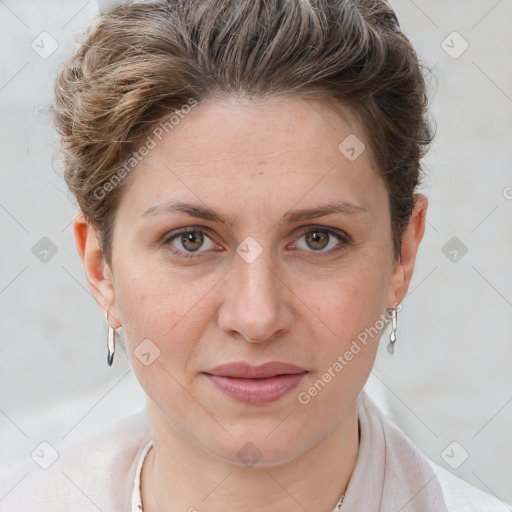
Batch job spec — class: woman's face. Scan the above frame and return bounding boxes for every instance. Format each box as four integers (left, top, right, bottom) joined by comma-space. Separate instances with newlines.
82, 96, 424, 466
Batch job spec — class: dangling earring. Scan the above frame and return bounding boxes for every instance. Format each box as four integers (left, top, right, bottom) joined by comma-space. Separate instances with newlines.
387, 307, 398, 355
106, 313, 116, 366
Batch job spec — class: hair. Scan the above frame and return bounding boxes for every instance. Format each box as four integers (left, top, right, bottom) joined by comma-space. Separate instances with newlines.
53, 0, 435, 266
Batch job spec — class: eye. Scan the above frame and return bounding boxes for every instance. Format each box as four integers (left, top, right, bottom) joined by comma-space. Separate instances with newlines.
293, 226, 350, 254
162, 225, 350, 259
164, 228, 218, 257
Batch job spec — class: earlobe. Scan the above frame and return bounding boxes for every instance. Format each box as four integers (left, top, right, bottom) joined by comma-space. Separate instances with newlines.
387, 194, 428, 307
73, 211, 121, 328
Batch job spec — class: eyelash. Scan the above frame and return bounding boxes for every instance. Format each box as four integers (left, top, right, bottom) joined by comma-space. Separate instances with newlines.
161, 225, 351, 260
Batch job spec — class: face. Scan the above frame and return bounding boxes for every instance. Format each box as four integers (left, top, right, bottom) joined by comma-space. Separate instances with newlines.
78, 95, 426, 467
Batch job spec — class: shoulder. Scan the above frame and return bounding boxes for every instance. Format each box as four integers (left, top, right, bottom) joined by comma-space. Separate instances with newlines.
429, 460, 511, 512
0, 408, 151, 512
358, 391, 511, 511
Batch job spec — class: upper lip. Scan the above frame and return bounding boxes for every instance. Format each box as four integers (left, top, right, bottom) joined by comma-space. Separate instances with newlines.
204, 361, 307, 379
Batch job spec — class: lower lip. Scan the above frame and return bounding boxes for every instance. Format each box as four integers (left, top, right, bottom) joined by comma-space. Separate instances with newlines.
204, 372, 307, 404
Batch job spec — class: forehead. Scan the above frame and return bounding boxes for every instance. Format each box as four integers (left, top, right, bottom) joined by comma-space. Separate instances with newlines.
159, 95, 373, 169
119, 95, 387, 219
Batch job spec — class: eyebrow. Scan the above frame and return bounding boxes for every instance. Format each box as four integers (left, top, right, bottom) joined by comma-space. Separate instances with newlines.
141, 200, 368, 226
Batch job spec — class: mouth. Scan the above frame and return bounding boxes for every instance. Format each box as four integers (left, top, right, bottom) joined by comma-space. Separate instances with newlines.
202, 361, 307, 404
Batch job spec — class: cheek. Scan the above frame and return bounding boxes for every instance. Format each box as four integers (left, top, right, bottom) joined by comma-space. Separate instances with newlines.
295, 271, 386, 413
113, 260, 215, 362
293, 261, 390, 402
298, 260, 389, 341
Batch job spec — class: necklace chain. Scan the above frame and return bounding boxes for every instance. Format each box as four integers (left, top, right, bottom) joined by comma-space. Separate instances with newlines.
140, 445, 346, 512
332, 493, 345, 511
140, 489, 345, 511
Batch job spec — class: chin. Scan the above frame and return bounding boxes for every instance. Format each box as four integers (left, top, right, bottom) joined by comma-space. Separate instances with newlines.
210, 439, 308, 469
195, 420, 317, 469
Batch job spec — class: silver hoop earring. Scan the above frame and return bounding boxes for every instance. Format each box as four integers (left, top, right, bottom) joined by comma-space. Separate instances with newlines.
106, 315, 116, 366
387, 307, 398, 355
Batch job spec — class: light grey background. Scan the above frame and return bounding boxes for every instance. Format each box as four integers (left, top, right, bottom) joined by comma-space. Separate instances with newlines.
1, 0, 511, 506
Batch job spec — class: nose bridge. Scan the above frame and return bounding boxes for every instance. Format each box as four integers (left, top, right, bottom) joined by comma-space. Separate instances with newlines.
239, 250, 278, 305
220, 245, 290, 342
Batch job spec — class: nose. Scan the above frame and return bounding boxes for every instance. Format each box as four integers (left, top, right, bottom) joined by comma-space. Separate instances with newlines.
217, 250, 294, 344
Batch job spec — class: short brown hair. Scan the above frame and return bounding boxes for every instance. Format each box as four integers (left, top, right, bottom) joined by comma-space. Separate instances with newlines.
53, 0, 435, 265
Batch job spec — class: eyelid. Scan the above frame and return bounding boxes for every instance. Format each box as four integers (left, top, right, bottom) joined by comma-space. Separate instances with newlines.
163, 226, 212, 243
293, 224, 352, 244
162, 226, 221, 257
162, 224, 351, 258
289, 225, 351, 255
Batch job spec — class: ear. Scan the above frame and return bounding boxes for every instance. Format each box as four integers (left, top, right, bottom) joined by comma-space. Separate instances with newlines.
73, 211, 121, 328
387, 193, 428, 308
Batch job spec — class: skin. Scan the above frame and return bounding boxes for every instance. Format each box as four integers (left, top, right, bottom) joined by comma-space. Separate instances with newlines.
74, 95, 427, 512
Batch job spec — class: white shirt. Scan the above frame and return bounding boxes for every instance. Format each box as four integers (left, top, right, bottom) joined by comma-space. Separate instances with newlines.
1, 391, 510, 511
131, 441, 152, 511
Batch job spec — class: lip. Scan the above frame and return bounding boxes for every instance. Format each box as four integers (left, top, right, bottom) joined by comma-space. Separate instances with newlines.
203, 361, 307, 404
206, 361, 307, 378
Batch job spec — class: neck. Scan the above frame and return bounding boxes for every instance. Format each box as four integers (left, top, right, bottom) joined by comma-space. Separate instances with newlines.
141, 400, 359, 512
